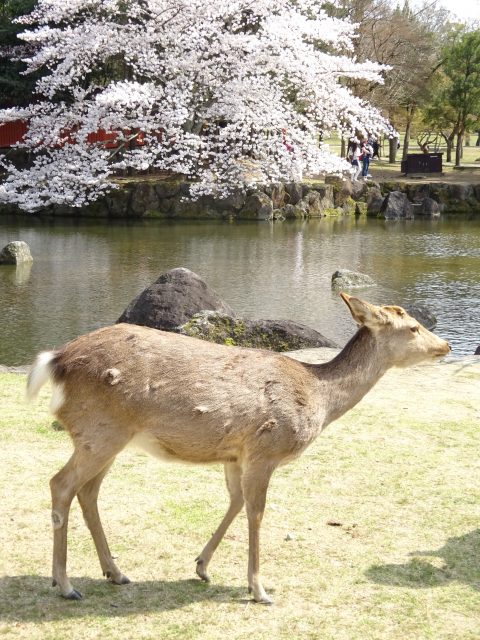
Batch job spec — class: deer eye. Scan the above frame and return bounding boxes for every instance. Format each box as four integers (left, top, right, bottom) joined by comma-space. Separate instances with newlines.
410, 325, 420, 333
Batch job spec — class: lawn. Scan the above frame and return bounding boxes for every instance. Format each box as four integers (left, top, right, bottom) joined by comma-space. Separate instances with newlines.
0, 355, 479, 640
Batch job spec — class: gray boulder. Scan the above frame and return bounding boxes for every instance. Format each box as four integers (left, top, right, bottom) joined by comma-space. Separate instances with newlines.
350, 178, 369, 200
324, 175, 352, 208
239, 192, 273, 220
0, 240, 33, 265
118, 267, 234, 331
418, 197, 441, 217
404, 304, 437, 331
179, 311, 337, 352
264, 183, 286, 209
331, 269, 376, 290
379, 191, 414, 219
303, 186, 335, 217
282, 204, 298, 219
285, 182, 304, 205
366, 187, 385, 216
474, 345, 480, 356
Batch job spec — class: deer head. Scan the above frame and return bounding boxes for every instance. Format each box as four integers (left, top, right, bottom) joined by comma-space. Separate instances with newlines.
341, 292, 451, 368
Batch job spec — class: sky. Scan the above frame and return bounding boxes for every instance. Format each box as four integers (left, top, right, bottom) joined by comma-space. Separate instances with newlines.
427, 0, 480, 22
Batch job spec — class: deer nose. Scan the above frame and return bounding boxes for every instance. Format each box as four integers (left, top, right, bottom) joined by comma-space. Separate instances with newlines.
442, 341, 452, 354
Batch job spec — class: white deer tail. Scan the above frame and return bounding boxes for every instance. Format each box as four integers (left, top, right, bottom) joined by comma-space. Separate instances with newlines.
26, 351, 57, 402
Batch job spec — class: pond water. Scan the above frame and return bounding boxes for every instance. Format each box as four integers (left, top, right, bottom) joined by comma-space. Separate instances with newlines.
1, 215, 479, 365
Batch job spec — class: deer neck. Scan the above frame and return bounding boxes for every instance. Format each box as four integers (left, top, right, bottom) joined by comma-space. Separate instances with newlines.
311, 327, 388, 426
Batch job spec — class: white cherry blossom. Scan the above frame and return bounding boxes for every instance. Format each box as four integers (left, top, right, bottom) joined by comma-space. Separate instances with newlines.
0, 0, 393, 211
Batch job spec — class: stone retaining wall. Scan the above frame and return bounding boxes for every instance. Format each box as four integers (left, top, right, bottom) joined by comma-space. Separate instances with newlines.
0, 176, 479, 219
376, 181, 480, 215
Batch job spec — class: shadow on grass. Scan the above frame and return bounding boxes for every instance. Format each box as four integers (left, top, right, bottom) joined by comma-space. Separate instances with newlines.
366, 528, 480, 590
0, 575, 257, 621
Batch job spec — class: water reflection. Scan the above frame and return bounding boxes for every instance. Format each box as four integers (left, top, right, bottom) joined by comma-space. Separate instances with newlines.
0, 215, 479, 365
10, 262, 32, 285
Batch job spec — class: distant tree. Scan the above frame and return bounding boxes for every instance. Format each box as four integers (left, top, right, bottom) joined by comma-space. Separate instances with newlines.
0, 0, 38, 107
421, 29, 480, 166
442, 30, 480, 167
323, 0, 451, 162
422, 72, 459, 162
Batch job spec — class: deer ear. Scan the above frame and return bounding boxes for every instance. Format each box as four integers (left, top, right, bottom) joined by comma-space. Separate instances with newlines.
340, 292, 386, 327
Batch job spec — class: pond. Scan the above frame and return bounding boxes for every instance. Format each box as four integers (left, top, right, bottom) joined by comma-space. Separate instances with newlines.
1, 215, 479, 365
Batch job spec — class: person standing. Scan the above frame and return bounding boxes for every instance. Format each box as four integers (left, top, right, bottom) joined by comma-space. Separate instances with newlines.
361, 138, 373, 178
348, 139, 361, 181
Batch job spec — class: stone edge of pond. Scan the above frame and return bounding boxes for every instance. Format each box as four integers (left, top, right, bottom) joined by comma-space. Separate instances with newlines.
0, 365, 29, 374
1, 175, 480, 219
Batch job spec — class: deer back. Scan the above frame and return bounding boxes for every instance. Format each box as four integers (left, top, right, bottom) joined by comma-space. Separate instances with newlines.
50, 323, 325, 465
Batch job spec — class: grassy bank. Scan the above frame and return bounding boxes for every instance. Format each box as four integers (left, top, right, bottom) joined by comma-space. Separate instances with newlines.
1, 356, 480, 639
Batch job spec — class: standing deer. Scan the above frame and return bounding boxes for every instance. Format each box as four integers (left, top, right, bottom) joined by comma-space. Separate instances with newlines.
27, 293, 450, 604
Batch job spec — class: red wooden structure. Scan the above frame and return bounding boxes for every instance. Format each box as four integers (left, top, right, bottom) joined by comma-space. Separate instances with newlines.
0, 120, 28, 147
0, 120, 147, 149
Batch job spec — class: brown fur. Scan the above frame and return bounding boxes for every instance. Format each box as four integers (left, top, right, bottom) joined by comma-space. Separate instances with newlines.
27, 294, 451, 604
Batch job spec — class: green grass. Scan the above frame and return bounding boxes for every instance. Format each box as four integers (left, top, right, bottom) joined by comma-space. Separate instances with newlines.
0, 360, 479, 640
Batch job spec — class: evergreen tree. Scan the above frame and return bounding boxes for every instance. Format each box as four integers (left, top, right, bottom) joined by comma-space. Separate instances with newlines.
0, 0, 38, 107
442, 30, 480, 166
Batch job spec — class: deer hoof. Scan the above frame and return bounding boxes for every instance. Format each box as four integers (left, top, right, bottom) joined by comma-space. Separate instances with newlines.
250, 585, 273, 605
195, 558, 210, 582
62, 589, 83, 600
106, 571, 131, 585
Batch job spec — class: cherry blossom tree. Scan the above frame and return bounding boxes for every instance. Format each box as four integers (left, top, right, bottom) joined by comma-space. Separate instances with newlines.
0, 0, 393, 211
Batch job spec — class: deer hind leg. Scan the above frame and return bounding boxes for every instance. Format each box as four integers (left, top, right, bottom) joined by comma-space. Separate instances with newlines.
242, 461, 275, 605
76, 462, 130, 587
50, 443, 126, 600
195, 461, 244, 582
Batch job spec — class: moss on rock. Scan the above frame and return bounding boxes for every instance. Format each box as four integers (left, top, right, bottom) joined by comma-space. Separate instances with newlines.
179, 311, 337, 351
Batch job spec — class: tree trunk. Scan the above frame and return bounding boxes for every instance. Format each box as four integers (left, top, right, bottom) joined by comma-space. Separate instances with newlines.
455, 130, 464, 167
402, 105, 415, 160
446, 133, 455, 163
389, 137, 398, 163
476, 131, 480, 146
340, 137, 346, 158
402, 128, 410, 160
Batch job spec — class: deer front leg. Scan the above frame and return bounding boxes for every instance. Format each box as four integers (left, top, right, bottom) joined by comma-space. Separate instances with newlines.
196, 461, 244, 582
242, 462, 274, 605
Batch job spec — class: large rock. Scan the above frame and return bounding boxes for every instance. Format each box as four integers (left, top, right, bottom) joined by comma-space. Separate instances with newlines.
331, 269, 376, 290
239, 192, 274, 220
285, 182, 304, 205
264, 183, 286, 209
474, 345, 480, 356
404, 304, 437, 330
118, 268, 234, 330
0, 241, 33, 264
179, 311, 337, 352
379, 191, 414, 219
366, 187, 385, 216
418, 197, 441, 217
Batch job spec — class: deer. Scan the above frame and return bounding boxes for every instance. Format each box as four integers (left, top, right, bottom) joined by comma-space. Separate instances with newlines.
27, 293, 451, 604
